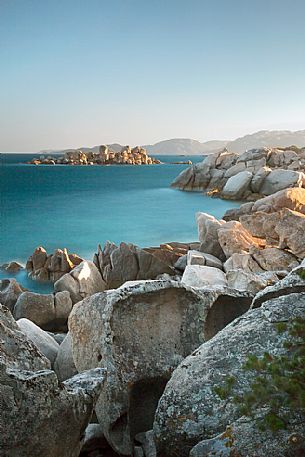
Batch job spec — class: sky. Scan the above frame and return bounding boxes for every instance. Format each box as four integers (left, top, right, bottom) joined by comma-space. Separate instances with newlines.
1, 0, 305, 151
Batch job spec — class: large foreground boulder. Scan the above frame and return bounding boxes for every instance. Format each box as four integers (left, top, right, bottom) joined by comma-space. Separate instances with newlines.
69, 280, 251, 455
54, 261, 106, 304
153, 292, 305, 457
0, 304, 106, 457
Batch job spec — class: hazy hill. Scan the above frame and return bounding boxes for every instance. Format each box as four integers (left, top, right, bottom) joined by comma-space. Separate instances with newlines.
226, 130, 305, 153
40, 129, 305, 156
143, 138, 227, 155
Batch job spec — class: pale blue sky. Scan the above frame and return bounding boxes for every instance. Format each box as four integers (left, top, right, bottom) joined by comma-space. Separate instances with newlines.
1, 0, 305, 151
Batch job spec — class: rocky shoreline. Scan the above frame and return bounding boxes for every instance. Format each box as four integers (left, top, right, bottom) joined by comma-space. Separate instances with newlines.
27, 145, 161, 166
1, 149, 305, 456
171, 146, 305, 200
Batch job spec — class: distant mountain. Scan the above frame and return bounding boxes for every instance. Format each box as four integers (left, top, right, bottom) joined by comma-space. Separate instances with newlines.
143, 138, 228, 155
39, 129, 305, 156
226, 130, 305, 153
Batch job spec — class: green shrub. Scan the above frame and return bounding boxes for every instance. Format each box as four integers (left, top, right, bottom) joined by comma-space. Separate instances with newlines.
214, 316, 305, 432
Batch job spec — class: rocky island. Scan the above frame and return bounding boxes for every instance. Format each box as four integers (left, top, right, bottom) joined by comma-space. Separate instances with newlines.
28, 145, 161, 166
1, 146, 305, 457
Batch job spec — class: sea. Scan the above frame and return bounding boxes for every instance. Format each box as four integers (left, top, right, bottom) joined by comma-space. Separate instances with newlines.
0, 153, 240, 292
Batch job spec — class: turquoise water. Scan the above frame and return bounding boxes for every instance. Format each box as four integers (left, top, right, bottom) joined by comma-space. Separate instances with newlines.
0, 153, 239, 292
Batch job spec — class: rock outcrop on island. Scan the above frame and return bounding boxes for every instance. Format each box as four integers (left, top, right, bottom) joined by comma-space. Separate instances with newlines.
26, 246, 83, 282
153, 290, 305, 457
0, 304, 106, 457
171, 146, 305, 200
28, 145, 161, 166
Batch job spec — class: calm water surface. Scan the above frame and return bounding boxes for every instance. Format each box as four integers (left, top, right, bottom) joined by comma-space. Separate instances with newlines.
0, 153, 239, 291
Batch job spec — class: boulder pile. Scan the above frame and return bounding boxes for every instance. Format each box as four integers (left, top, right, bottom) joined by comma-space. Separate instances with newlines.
171, 146, 305, 200
28, 145, 161, 166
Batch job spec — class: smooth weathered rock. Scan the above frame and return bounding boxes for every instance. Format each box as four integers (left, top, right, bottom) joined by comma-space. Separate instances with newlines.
174, 254, 187, 272
17, 318, 59, 365
54, 290, 73, 320
260, 169, 305, 196
226, 269, 278, 295
187, 250, 223, 269
217, 221, 265, 258
69, 280, 251, 455
250, 246, 299, 272
250, 166, 272, 193
1, 367, 106, 457
274, 208, 305, 258
0, 278, 25, 312
54, 261, 106, 304
0, 302, 105, 457
14, 291, 55, 328
54, 333, 77, 382
0, 303, 50, 371
181, 265, 227, 289
221, 170, 253, 199
14, 290, 73, 332
223, 252, 264, 273
196, 213, 226, 260
153, 293, 305, 457
223, 187, 305, 221
94, 242, 174, 289
135, 430, 157, 457
189, 420, 305, 457
80, 424, 110, 456
48, 331, 67, 344
239, 210, 280, 244
252, 266, 305, 309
